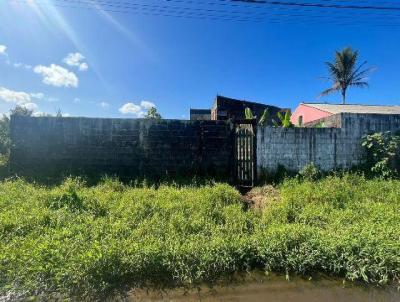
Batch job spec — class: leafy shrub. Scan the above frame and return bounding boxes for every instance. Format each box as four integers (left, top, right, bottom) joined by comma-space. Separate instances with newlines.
0, 115, 10, 157
297, 162, 321, 181
362, 131, 400, 178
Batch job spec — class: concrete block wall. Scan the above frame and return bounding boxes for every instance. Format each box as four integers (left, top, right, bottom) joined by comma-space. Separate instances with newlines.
10, 113, 400, 182
10, 116, 234, 180
257, 113, 400, 173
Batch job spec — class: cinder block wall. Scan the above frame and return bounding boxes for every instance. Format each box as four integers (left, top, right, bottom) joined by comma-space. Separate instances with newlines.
10, 116, 234, 180
11, 113, 400, 182
257, 113, 400, 173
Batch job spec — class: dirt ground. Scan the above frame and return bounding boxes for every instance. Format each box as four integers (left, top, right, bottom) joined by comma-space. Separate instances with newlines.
242, 185, 281, 211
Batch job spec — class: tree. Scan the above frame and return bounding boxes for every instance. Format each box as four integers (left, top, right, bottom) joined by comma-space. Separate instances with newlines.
0, 114, 10, 156
1, 106, 34, 157
272, 111, 294, 128
10, 105, 33, 117
145, 107, 162, 119
320, 47, 374, 104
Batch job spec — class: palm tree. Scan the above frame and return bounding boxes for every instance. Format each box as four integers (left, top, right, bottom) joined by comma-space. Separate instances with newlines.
320, 47, 373, 104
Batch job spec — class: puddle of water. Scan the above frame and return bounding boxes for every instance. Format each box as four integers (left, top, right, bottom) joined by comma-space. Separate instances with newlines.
128, 273, 400, 302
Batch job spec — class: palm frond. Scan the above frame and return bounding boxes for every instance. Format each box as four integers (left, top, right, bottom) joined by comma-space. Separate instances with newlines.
351, 81, 369, 88
325, 62, 340, 79
319, 87, 339, 97
352, 65, 376, 82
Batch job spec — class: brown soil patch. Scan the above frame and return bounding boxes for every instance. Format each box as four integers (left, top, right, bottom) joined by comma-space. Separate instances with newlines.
243, 185, 281, 211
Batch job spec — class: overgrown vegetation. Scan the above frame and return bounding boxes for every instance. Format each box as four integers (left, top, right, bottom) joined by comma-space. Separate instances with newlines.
362, 131, 400, 178
272, 110, 294, 128
244, 107, 294, 127
244, 107, 269, 125
1, 175, 399, 300
297, 162, 321, 181
0, 105, 34, 161
0, 115, 10, 161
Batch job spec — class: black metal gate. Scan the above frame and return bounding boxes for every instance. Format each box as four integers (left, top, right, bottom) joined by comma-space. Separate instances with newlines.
235, 120, 257, 187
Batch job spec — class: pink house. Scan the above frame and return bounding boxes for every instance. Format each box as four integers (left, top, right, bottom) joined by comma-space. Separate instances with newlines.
291, 103, 332, 126
291, 103, 400, 126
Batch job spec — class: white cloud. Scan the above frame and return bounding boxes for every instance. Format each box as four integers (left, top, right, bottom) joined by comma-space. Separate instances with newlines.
0, 87, 56, 116
47, 97, 59, 103
119, 100, 158, 117
13, 62, 32, 69
63, 52, 88, 71
0, 46, 33, 69
119, 102, 143, 115
34, 64, 78, 88
62, 113, 71, 117
22, 102, 39, 111
0, 45, 6, 55
99, 101, 109, 108
140, 100, 156, 110
73, 97, 80, 103
0, 87, 39, 114
79, 62, 88, 71
32, 111, 44, 117
63, 52, 83, 65
29, 92, 58, 103
30, 92, 44, 99
0, 87, 31, 104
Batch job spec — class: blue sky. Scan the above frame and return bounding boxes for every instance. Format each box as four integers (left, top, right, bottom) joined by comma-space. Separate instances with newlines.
1, 0, 400, 119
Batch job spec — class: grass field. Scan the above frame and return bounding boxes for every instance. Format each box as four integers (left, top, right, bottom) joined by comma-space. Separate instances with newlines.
0, 174, 399, 300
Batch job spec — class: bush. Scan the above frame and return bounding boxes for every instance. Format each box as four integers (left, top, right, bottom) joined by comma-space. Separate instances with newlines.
362, 131, 400, 178
297, 162, 321, 181
0, 115, 10, 157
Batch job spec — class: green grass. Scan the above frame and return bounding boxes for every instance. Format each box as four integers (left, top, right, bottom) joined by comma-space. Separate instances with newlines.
0, 175, 399, 300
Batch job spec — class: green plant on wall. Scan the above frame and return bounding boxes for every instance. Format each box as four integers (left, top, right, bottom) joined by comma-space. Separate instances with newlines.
313, 121, 326, 128
362, 131, 400, 178
244, 107, 269, 126
258, 109, 269, 126
244, 107, 254, 120
272, 111, 294, 128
